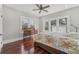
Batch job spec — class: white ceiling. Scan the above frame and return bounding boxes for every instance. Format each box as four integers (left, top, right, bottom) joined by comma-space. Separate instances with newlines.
5, 4, 79, 17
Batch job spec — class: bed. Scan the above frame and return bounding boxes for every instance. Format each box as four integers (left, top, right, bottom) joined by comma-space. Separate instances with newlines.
33, 32, 79, 54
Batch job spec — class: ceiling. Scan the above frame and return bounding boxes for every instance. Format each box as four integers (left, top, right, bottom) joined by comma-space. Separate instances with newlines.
4, 4, 79, 17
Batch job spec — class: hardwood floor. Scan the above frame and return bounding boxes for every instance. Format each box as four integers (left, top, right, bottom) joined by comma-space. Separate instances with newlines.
34, 46, 50, 54
1, 36, 49, 54
1, 40, 23, 54
1, 36, 66, 54
35, 42, 67, 54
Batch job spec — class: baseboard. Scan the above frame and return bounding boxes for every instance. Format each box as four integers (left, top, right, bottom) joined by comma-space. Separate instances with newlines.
3, 37, 23, 44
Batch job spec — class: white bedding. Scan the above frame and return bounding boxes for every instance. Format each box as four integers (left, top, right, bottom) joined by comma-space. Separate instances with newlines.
33, 32, 79, 53
48, 32, 79, 53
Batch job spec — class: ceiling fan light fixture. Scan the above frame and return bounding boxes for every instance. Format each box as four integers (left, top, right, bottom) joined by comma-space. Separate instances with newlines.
33, 4, 50, 14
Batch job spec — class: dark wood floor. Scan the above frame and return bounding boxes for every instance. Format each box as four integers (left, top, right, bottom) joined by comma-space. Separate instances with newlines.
1, 36, 49, 54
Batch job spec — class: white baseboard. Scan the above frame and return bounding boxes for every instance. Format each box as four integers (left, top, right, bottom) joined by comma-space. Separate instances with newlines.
3, 37, 23, 44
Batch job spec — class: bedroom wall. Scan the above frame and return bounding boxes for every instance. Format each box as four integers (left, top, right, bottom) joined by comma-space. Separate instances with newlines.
0, 4, 2, 34
3, 5, 39, 44
0, 5, 3, 50
40, 5, 79, 33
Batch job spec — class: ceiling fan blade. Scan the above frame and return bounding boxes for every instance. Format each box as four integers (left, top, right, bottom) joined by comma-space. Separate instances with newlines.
40, 4, 42, 9
39, 10, 41, 13
43, 10, 48, 12
36, 4, 40, 8
33, 9, 39, 11
43, 5, 50, 9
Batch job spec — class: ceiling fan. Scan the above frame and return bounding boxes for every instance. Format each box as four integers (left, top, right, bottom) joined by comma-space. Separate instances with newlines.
33, 4, 50, 14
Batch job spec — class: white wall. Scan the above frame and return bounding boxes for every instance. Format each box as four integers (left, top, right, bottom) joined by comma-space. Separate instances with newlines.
3, 5, 39, 44
40, 6, 79, 33
0, 5, 2, 34
0, 4, 3, 53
